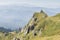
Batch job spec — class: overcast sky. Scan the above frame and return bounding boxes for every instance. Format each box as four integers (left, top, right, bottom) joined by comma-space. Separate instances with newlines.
0, 0, 60, 8
0, 0, 60, 29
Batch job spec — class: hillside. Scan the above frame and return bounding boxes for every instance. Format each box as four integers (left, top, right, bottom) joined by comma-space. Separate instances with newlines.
0, 10, 60, 40
16, 10, 60, 40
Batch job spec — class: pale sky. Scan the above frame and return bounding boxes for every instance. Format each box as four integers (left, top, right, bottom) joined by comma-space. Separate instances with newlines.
0, 0, 60, 8
0, 0, 60, 29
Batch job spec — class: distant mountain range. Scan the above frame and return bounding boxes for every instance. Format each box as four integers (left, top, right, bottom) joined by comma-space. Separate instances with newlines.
0, 27, 12, 33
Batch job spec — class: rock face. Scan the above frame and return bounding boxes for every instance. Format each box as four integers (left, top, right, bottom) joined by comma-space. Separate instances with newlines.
18, 10, 60, 40
13, 37, 20, 40
14, 10, 49, 40
1, 10, 60, 40
23, 10, 48, 36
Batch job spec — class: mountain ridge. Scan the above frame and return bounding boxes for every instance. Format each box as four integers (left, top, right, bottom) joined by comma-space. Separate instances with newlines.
16, 10, 60, 40
0, 10, 60, 40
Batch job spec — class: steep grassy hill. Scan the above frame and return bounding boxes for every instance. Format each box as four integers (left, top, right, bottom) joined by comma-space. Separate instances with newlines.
16, 10, 60, 40
0, 10, 60, 40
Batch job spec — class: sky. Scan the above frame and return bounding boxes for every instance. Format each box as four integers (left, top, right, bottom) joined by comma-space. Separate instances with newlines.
0, 0, 60, 8
0, 0, 60, 29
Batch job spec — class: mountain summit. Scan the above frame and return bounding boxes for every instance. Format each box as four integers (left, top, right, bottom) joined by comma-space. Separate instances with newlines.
16, 11, 60, 40
0, 11, 60, 40
40, 10, 45, 13
23, 10, 48, 35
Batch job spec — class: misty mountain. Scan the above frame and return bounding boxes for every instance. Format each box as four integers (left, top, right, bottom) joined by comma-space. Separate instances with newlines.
0, 27, 12, 33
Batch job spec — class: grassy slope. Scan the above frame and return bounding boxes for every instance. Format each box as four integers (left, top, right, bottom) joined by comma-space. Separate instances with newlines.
29, 13, 60, 40
29, 35, 60, 40
15, 12, 60, 40
0, 12, 60, 40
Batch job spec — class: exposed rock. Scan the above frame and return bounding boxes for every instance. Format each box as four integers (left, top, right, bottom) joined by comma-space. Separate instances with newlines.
34, 32, 37, 36
13, 37, 20, 40
27, 27, 30, 34
21, 10, 48, 40
30, 25, 34, 30
40, 10, 44, 13
4, 33, 9, 36
34, 18, 37, 21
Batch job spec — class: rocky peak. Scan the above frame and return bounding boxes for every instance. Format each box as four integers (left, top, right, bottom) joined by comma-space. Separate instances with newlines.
23, 11, 48, 36
40, 10, 45, 13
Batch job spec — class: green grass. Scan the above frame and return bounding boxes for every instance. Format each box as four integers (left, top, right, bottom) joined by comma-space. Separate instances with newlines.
0, 12, 60, 40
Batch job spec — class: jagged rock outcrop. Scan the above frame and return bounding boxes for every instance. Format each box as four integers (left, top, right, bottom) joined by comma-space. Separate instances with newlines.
22, 10, 48, 36
13, 37, 20, 40
16, 10, 60, 40
1, 10, 60, 40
